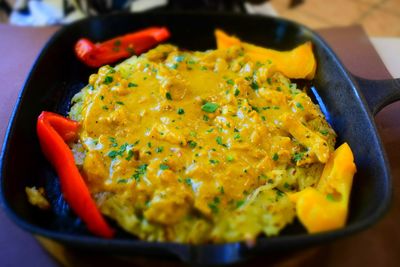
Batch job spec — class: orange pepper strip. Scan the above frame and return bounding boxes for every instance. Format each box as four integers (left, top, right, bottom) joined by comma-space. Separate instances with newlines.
37, 111, 114, 238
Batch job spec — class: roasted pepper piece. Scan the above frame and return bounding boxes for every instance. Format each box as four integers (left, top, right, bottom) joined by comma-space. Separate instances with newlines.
37, 111, 114, 238
75, 27, 171, 67
215, 29, 316, 79
289, 143, 357, 233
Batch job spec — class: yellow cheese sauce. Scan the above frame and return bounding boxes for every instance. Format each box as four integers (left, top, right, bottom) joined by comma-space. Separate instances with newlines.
69, 44, 336, 243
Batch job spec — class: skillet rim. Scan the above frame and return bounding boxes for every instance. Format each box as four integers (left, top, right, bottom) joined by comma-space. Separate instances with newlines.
0, 10, 392, 258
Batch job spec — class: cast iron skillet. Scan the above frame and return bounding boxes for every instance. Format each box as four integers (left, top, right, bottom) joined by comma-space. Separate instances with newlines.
1, 12, 400, 265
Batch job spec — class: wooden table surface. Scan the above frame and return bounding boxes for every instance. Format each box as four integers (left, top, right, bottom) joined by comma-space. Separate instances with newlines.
0, 23, 399, 267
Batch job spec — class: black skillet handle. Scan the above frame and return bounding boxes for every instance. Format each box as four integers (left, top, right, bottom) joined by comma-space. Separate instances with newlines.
354, 76, 400, 116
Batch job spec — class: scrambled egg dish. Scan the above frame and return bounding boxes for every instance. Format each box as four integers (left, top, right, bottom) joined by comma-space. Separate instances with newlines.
68, 31, 355, 243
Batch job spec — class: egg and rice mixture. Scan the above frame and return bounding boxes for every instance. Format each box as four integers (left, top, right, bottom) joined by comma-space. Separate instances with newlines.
69, 43, 336, 243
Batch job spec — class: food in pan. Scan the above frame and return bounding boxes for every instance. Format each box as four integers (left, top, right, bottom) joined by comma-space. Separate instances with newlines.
34, 29, 356, 243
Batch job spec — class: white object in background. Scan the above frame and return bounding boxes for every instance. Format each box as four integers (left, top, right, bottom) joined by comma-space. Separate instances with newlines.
244, 1, 278, 16
370, 37, 400, 78
130, 0, 167, 12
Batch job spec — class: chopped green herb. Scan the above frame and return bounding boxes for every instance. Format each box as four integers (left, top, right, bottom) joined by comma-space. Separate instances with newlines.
250, 81, 259, 90
234, 133, 241, 140
117, 179, 127, 184
177, 108, 185, 115
88, 85, 94, 90
155, 146, 164, 153
132, 164, 148, 182
219, 186, 225, 194
276, 190, 285, 199
326, 193, 335, 201
296, 102, 304, 110
203, 115, 209, 121
109, 137, 118, 147
226, 155, 234, 162
226, 79, 234, 85
159, 164, 169, 170
147, 142, 152, 148
261, 116, 266, 121
272, 153, 279, 161
128, 82, 138, 88
234, 88, 240, 96
116, 101, 124, 105
320, 129, 329, 136
125, 150, 134, 160
267, 77, 272, 85
190, 131, 197, 137
170, 63, 178, 70
292, 152, 304, 162
103, 76, 113, 85
208, 203, 219, 214
236, 200, 245, 208
102, 106, 109, 110
200, 66, 207, 71
188, 140, 197, 148
108, 150, 118, 159
184, 178, 192, 186
100, 95, 104, 100
216, 136, 223, 146
206, 128, 214, 133
284, 182, 290, 189
209, 159, 219, 164
133, 140, 140, 146
201, 102, 219, 113
165, 92, 172, 100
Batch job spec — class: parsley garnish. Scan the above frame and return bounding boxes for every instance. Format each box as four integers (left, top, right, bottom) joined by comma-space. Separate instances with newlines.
201, 102, 219, 113
132, 164, 148, 182
177, 108, 185, 115
226, 79, 234, 85
236, 200, 245, 208
296, 102, 304, 110
216, 136, 223, 146
188, 140, 197, 148
128, 82, 138, 88
159, 164, 169, 170
250, 81, 259, 90
292, 152, 304, 162
103, 76, 113, 85
326, 193, 335, 201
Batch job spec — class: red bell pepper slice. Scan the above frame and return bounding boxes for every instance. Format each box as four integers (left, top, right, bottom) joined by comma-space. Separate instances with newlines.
37, 111, 114, 238
75, 26, 171, 67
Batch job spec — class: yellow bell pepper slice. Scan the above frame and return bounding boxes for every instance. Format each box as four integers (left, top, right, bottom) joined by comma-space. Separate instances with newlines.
215, 29, 317, 80
289, 143, 357, 233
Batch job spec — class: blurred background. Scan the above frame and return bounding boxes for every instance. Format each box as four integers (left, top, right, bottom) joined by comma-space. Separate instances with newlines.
1, 0, 399, 36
